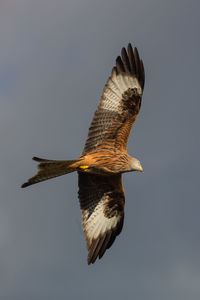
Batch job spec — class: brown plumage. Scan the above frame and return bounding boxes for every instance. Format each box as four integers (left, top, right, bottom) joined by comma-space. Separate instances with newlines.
21, 43, 145, 264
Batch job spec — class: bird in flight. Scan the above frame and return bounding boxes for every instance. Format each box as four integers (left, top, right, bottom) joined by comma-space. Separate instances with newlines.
22, 43, 145, 264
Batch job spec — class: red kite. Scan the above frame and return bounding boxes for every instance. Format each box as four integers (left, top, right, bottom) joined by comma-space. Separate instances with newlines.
22, 44, 145, 264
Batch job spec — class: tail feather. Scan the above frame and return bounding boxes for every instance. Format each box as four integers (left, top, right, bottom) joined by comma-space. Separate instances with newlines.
21, 157, 79, 188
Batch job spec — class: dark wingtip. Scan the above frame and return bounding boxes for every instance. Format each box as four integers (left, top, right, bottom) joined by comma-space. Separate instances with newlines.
128, 42, 132, 48
87, 254, 95, 265
116, 56, 125, 73
121, 47, 127, 57
114, 43, 145, 90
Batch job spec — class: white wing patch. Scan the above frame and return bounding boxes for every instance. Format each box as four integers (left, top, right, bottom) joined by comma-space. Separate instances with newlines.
82, 199, 121, 243
99, 70, 142, 112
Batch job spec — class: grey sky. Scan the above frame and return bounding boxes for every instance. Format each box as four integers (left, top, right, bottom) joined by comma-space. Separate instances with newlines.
1, 0, 200, 299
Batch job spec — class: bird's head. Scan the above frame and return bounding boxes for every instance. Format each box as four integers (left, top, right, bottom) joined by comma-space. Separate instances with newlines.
129, 157, 143, 172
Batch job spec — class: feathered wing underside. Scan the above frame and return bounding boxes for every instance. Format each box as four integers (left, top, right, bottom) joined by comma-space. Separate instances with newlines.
78, 172, 125, 264
82, 43, 145, 155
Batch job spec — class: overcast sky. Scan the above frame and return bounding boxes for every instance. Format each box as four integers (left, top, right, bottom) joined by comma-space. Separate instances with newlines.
0, 0, 200, 299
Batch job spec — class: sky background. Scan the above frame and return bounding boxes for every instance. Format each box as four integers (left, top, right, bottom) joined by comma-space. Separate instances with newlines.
1, 0, 200, 299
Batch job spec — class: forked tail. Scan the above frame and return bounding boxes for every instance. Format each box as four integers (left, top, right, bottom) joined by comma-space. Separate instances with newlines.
21, 156, 79, 188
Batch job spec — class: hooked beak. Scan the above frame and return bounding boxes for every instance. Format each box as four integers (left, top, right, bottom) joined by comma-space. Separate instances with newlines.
139, 164, 144, 173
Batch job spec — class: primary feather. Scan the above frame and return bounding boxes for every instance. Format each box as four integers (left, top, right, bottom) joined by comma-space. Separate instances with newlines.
21, 43, 145, 264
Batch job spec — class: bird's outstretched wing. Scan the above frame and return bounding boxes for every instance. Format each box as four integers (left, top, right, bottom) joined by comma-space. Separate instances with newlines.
78, 172, 125, 264
82, 43, 145, 155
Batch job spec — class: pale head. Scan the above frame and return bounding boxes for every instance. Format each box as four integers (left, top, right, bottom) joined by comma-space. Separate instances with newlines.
128, 157, 143, 172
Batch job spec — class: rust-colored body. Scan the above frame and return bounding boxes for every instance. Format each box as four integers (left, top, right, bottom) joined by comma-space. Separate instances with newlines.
21, 44, 145, 264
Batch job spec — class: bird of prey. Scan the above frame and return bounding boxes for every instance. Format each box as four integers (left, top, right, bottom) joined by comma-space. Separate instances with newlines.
21, 43, 145, 264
